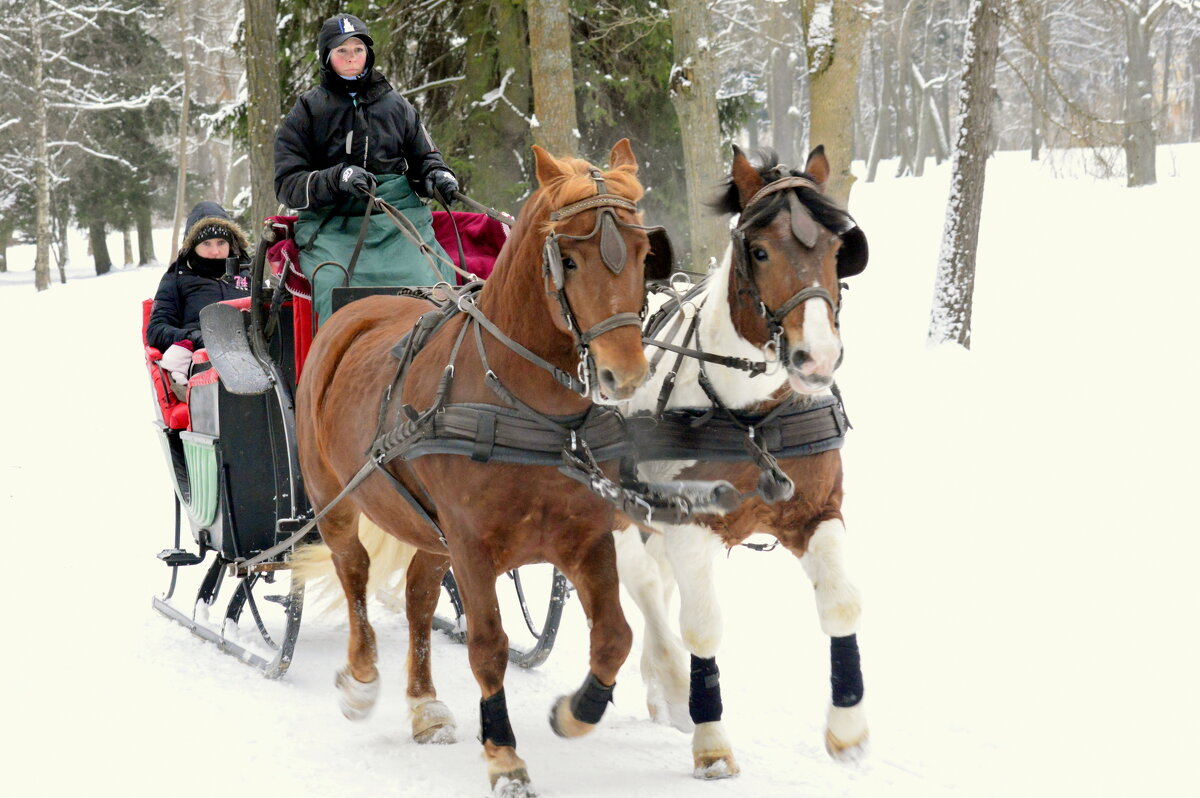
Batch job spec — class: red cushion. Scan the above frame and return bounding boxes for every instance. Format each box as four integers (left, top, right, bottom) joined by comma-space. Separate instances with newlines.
142, 299, 190, 430
431, 211, 508, 283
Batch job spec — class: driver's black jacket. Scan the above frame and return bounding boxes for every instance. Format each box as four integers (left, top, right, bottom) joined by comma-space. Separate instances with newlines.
274, 70, 452, 211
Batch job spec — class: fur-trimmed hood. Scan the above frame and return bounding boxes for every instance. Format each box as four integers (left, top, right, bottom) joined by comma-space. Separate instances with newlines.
178, 201, 250, 257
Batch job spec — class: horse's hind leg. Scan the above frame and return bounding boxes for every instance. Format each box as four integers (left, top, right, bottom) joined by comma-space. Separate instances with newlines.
550, 532, 632, 739
661, 522, 740, 779
613, 525, 692, 732
796, 517, 868, 761
404, 549, 456, 744
323, 503, 382, 720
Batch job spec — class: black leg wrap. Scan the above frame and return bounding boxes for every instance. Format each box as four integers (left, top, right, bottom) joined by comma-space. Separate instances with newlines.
689, 655, 723, 724
570, 672, 615, 725
830, 634, 864, 707
480, 689, 517, 748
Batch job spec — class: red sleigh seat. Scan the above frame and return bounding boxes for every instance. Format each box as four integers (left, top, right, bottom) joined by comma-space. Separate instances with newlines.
141, 298, 190, 430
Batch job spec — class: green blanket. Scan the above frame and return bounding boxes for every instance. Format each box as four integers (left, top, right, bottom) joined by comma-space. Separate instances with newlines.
296, 173, 451, 326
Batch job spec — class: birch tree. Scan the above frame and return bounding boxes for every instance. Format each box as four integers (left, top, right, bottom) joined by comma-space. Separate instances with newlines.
929, 0, 1000, 348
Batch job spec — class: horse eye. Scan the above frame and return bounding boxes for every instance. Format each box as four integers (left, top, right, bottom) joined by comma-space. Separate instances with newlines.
561, 257, 578, 271
751, 247, 769, 262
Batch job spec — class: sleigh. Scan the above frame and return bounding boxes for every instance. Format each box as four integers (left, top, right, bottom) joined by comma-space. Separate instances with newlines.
146, 208, 569, 675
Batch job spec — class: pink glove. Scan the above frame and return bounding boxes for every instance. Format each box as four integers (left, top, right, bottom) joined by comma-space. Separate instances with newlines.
160, 341, 194, 386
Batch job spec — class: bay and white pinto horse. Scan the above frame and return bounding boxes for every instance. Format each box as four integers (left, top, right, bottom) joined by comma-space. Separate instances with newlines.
614, 145, 870, 778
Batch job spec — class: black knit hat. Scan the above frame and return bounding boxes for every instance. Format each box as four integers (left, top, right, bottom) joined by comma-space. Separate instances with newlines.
319, 14, 374, 67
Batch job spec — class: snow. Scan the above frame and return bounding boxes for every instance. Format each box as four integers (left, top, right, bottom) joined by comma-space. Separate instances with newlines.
3, 144, 1199, 798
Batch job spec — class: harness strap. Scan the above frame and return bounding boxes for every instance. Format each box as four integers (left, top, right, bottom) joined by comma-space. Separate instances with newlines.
458, 293, 587, 395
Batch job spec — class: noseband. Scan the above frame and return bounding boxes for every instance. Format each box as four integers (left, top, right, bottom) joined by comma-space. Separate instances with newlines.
542, 168, 667, 398
731, 176, 841, 352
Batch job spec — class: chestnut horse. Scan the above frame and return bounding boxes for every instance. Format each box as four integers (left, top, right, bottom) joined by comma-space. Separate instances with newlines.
613, 146, 870, 777
296, 141, 667, 797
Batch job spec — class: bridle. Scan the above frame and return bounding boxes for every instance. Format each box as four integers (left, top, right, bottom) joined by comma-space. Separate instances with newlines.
730, 176, 842, 359
541, 168, 668, 400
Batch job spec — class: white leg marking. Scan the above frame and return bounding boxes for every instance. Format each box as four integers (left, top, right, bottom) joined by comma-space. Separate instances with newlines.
662, 524, 726, 658
614, 527, 692, 731
825, 701, 870, 762
800, 519, 862, 637
693, 721, 740, 778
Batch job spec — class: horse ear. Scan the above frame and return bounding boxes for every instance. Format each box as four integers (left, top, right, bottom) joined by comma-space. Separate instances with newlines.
643, 228, 675, 281
533, 144, 568, 187
609, 138, 637, 172
804, 145, 831, 190
731, 145, 764, 210
837, 225, 869, 278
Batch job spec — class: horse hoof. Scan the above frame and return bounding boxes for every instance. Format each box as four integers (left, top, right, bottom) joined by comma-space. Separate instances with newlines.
693, 752, 740, 779
548, 694, 596, 739
411, 699, 456, 744
334, 666, 379, 721
490, 771, 536, 798
825, 702, 869, 763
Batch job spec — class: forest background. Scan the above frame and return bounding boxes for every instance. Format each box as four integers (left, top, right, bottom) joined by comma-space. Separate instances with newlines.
2, 0, 1198, 302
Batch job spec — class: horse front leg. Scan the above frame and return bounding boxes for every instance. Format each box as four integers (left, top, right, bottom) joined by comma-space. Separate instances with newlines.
404, 549, 456, 744
796, 517, 868, 761
613, 525, 693, 732
451, 544, 531, 797
662, 522, 740, 779
551, 532, 632, 739
322, 504, 382, 721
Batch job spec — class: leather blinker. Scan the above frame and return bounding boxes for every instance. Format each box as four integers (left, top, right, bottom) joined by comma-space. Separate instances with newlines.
599, 211, 627, 275
787, 191, 820, 248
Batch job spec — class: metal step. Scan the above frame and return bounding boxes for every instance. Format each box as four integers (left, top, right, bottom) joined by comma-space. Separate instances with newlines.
157, 548, 205, 566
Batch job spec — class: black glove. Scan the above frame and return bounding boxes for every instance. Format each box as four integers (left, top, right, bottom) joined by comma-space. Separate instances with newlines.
424, 169, 459, 203
338, 165, 376, 198
184, 328, 203, 346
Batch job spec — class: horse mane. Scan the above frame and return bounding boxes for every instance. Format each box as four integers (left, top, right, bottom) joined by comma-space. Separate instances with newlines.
708, 149, 855, 237
536, 155, 645, 235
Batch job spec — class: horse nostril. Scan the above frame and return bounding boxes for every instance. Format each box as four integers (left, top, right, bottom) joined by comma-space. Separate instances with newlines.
599, 368, 616, 390
790, 348, 811, 370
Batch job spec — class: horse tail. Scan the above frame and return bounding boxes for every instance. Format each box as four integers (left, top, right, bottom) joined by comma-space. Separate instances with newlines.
291, 514, 418, 615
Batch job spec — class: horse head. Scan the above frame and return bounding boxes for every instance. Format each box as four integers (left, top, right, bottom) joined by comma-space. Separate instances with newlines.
717, 145, 868, 395
525, 139, 669, 402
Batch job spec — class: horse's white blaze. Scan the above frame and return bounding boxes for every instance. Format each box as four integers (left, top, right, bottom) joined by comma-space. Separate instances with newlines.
799, 286, 842, 377
662, 523, 727, 657
800, 519, 862, 637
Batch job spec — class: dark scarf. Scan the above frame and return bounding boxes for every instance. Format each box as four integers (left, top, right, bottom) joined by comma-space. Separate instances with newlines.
186, 251, 229, 279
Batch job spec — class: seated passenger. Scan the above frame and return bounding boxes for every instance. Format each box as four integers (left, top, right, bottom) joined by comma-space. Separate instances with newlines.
148, 201, 251, 398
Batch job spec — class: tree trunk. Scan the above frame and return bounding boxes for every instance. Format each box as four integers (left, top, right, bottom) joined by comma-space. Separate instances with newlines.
928, 0, 1000, 349
137, 202, 156, 265
808, 0, 874, 205
666, 0, 727, 270
170, 0, 192, 255
89, 221, 113, 276
1192, 37, 1200, 142
32, 0, 50, 292
527, 0, 579, 157
243, 0, 280, 235
0, 216, 10, 273
123, 228, 134, 268
866, 0, 900, 182
1121, 0, 1157, 187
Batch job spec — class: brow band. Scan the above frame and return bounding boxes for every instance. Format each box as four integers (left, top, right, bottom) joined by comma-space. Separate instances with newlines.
742, 176, 822, 217
550, 194, 640, 221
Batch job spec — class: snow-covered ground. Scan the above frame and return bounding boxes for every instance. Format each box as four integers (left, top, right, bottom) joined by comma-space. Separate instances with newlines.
3, 146, 1198, 798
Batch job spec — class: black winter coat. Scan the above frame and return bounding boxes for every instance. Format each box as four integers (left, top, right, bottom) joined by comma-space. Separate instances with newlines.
274, 70, 451, 212
146, 260, 250, 352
